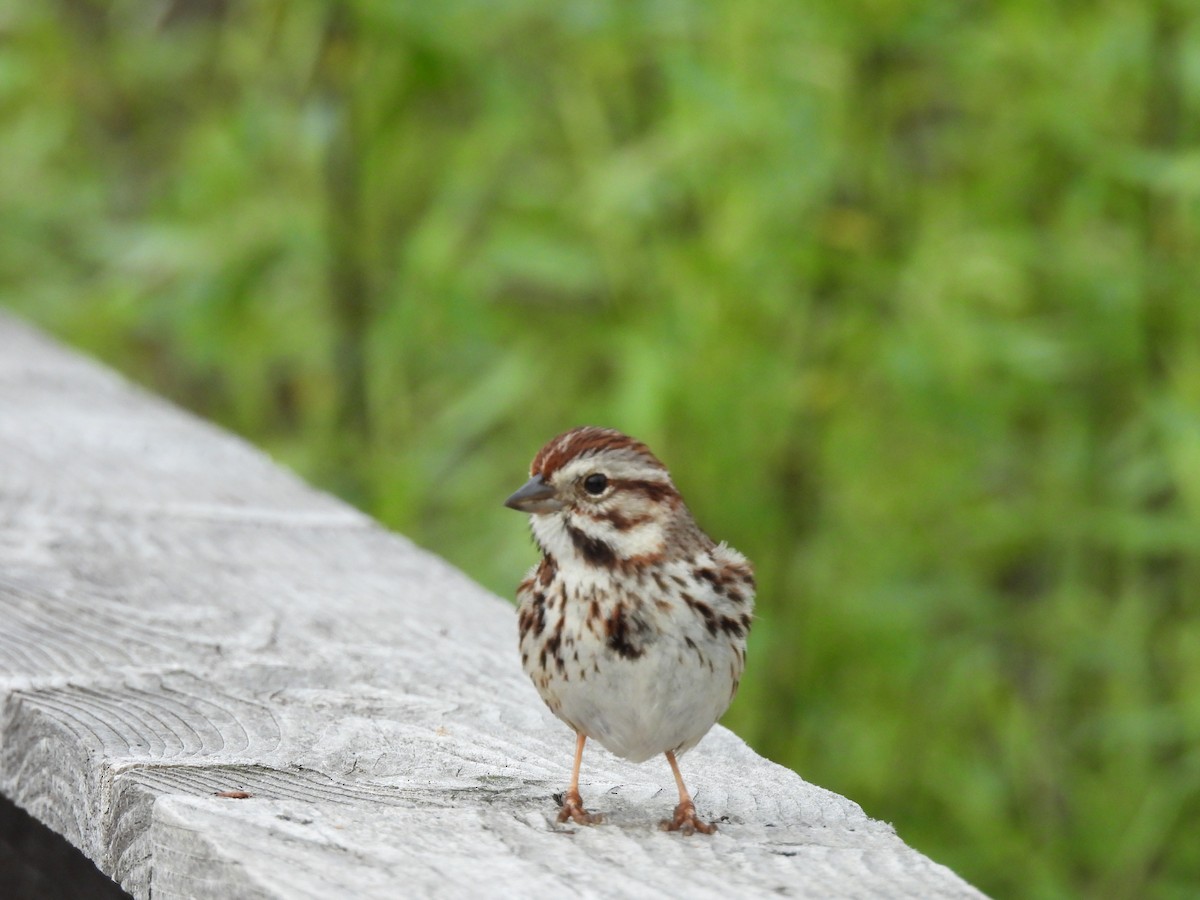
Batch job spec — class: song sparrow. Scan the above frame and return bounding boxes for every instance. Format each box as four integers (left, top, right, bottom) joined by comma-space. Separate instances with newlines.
505, 426, 754, 834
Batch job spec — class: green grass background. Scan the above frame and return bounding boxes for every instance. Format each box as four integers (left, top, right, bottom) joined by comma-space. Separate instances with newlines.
3, 2, 1199, 896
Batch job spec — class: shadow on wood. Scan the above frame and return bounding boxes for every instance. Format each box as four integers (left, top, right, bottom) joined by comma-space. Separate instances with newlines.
0, 793, 131, 900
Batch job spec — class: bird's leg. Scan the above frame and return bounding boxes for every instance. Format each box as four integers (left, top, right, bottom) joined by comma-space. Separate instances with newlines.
659, 750, 716, 835
557, 732, 603, 825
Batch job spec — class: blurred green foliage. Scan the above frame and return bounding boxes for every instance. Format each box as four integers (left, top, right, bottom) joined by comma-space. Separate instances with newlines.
3, 1, 1200, 895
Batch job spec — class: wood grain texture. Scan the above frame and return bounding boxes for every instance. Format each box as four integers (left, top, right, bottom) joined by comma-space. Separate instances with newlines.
0, 312, 986, 898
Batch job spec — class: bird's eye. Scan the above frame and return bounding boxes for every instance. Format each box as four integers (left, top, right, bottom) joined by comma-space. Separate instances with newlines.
583, 473, 608, 495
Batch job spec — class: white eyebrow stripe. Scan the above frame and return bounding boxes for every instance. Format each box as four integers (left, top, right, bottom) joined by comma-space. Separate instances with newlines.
556, 457, 671, 485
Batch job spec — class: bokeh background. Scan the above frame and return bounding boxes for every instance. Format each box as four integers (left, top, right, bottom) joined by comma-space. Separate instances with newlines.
3, 2, 1200, 896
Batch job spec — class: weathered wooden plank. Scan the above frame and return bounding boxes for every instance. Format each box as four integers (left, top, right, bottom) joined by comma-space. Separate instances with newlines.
0, 311, 985, 898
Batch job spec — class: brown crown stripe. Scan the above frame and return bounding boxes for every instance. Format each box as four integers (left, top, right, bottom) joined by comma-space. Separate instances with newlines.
531, 426, 667, 478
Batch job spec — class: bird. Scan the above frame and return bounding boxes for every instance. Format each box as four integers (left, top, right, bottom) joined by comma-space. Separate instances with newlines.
505, 426, 754, 834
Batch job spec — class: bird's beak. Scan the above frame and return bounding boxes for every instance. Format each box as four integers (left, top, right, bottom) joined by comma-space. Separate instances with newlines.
504, 474, 563, 514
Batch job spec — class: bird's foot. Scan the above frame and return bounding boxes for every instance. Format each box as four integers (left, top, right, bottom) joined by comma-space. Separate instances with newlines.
659, 800, 716, 835
556, 789, 604, 826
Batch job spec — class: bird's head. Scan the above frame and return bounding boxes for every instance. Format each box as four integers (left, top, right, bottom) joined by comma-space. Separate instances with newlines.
505, 426, 690, 566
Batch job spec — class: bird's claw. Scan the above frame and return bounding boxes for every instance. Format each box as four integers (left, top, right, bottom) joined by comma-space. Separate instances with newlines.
659, 800, 716, 835
557, 789, 604, 826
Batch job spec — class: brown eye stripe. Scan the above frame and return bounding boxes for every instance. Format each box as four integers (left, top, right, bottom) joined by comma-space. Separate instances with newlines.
606, 479, 679, 505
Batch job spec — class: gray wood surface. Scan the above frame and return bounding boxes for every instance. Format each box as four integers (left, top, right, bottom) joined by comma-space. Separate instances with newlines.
0, 311, 985, 898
